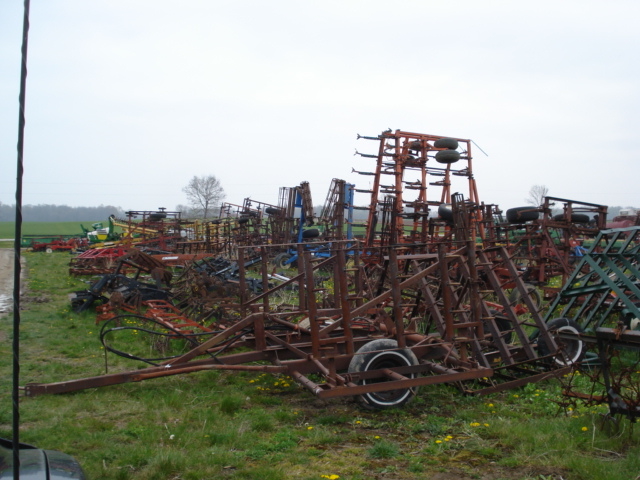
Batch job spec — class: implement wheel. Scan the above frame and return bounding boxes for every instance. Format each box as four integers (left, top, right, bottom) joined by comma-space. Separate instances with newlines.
348, 339, 419, 410
508, 283, 542, 311
537, 318, 586, 366
506, 206, 539, 224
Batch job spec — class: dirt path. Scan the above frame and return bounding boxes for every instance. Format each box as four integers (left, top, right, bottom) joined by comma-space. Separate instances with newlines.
0, 249, 20, 315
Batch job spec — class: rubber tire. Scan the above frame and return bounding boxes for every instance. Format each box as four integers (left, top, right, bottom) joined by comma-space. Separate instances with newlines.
45, 247, 53, 253
273, 252, 293, 269
238, 216, 250, 224
537, 318, 586, 366
408, 140, 422, 151
434, 150, 460, 164
438, 204, 453, 222
301, 228, 320, 239
508, 283, 542, 311
553, 213, 590, 224
487, 309, 513, 344
348, 339, 419, 410
265, 207, 282, 216
506, 207, 539, 224
433, 138, 459, 150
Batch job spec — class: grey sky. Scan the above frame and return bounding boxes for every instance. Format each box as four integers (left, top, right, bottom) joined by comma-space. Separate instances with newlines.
1, 1, 639, 214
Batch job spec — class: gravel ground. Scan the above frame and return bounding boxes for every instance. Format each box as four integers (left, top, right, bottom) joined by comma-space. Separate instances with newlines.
0, 249, 22, 315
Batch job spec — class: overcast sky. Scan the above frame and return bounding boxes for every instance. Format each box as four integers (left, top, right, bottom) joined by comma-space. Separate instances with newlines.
1, 1, 639, 215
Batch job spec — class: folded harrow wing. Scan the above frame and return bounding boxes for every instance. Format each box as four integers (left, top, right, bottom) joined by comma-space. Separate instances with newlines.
352, 129, 484, 255
541, 226, 640, 420
26, 238, 573, 408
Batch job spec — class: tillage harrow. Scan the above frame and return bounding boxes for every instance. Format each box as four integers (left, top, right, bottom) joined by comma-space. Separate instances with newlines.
542, 226, 640, 420
27, 234, 576, 409
28, 128, 638, 412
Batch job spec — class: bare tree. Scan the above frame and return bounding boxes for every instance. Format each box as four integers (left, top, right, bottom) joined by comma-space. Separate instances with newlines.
175, 204, 193, 218
182, 175, 225, 219
526, 185, 549, 207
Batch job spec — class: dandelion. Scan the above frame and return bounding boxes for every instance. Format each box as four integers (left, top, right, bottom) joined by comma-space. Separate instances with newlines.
484, 423, 490, 427
581, 427, 588, 432
445, 435, 453, 440
321, 475, 340, 480
487, 403, 494, 408
374, 435, 381, 439
307, 426, 314, 430
435, 440, 442, 444
355, 421, 361, 424
470, 422, 481, 427
513, 394, 519, 398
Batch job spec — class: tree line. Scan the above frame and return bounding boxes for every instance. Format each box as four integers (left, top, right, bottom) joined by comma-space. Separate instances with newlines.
0, 203, 126, 222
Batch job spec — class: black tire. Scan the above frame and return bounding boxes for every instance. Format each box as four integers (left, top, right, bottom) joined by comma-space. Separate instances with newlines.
301, 228, 320, 239
348, 339, 419, 409
408, 140, 422, 151
434, 150, 460, 164
487, 309, 513, 344
508, 283, 542, 311
553, 213, 590, 224
433, 138, 459, 150
437, 204, 453, 222
273, 252, 294, 269
265, 207, 282, 216
506, 206, 539, 224
238, 216, 250, 224
537, 318, 586, 366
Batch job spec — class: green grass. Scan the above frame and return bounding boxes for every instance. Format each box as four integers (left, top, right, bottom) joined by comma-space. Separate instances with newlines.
0, 221, 93, 238
1, 252, 639, 479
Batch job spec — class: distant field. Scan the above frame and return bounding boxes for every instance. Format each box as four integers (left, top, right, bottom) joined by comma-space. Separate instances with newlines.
0, 221, 95, 239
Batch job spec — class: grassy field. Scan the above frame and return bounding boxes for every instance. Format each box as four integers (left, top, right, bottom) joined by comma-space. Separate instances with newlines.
0, 252, 639, 480
0, 221, 94, 238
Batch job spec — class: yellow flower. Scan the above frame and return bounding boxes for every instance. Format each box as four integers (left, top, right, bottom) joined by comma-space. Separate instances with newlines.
321, 475, 340, 480
581, 426, 588, 431
484, 423, 489, 427
435, 440, 442, 444
355, 421, 361, 424
307, 426, 313, 430
374, 435, 381, 439
487, 403, 494, 408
